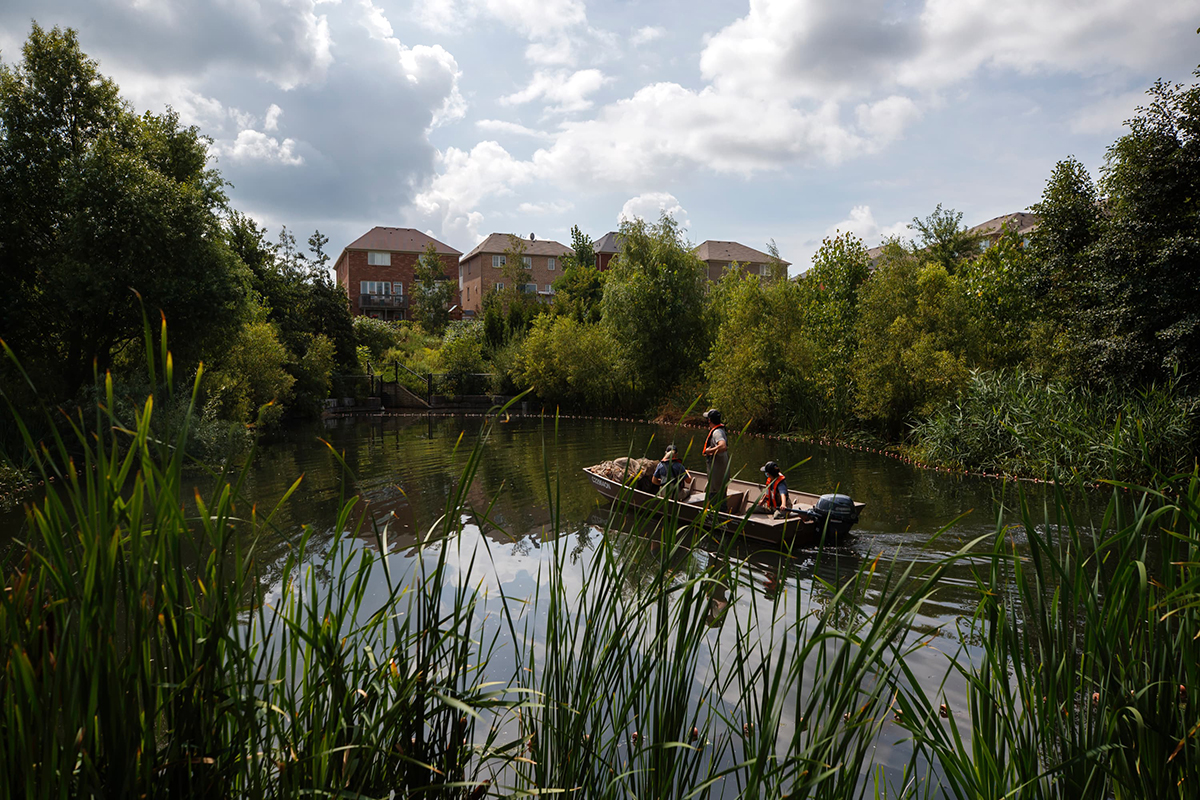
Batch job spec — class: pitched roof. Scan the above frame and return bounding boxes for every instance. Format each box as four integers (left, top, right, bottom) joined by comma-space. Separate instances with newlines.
461, 233, 574, 262
968, 212, 1041, 237
593, 231, 621, 254
693, 240, 790, 267
344, 226, 462, 255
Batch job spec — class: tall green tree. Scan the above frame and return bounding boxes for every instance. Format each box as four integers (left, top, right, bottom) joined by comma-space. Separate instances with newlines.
909, 204, 983, 274
562, 225, 595, 270
1026, 157, 1104, 378
705, 271, 816, 430
0, 24, 247, 401
795, 232, 871, 424
552, 224, 604, 322
1078, 71, 1200, 389
411, 243, 455, 335
601, 215, 710, 403
853, 245, 978, 433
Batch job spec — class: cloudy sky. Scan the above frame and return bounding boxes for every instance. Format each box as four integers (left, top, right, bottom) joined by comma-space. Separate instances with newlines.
2, 0, 1196, 271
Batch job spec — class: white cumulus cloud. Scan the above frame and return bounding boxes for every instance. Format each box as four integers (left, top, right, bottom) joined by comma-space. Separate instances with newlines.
224, 130, 305, 166
500, 69, 608, 113
826, 205, 908, 246
619, 192, 691, 229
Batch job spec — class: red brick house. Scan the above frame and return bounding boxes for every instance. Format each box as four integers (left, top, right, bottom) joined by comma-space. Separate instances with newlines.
693, 240, 789, 283
458, 233, 574, 315
593, 231, 621, 271
333, 227, 463, 322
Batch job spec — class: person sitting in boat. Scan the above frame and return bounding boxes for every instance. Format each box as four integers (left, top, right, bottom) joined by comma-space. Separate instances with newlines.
702, 409, 730, 511
651, 444, 690, 499
759, 461, 791, 518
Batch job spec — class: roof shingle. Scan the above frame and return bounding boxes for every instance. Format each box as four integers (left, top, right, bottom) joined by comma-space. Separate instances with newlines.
693, 240, 790, 266
461, 233, 574, 262
344, 227, 462, 255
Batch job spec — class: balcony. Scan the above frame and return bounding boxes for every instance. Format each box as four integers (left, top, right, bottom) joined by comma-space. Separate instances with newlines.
360, 293, 407, 309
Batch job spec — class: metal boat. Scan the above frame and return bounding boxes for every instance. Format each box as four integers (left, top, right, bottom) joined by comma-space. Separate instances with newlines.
582, 465, 864, 547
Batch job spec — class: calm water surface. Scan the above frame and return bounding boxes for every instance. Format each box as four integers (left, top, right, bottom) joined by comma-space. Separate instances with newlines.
1, 412, 1113, 793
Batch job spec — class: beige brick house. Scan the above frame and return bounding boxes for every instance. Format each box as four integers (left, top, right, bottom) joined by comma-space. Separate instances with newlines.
333, 227, 462, 321
458, 233, 574, 315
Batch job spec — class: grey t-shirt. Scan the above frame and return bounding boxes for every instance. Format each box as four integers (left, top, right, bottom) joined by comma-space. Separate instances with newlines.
706, 426, 729, 490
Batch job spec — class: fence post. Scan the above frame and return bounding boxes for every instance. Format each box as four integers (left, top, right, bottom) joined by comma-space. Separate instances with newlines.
426, 373, 433, 406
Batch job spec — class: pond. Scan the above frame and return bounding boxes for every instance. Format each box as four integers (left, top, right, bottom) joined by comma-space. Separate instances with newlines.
228, 414, 1110, 790
0, 411, 1115, 796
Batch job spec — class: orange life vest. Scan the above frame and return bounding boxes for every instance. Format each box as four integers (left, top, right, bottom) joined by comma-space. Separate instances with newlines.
764, 473, 787, 510
704, 423, 726, 453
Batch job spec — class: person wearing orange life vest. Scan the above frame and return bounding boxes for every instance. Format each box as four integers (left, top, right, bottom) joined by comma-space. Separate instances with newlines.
760, 461, 791, 519
701, 409, 730, 511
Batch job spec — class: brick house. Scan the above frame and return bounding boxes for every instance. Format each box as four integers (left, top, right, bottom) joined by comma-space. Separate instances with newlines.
693, 240, 789, 283
458, 233, 574, 315
593, 231, 621, 271
333, 227, 462, 322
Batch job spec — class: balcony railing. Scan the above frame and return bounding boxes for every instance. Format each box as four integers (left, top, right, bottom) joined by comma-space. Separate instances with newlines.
360, 294, 407, 309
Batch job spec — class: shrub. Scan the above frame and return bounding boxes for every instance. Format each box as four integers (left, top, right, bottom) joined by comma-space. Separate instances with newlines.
353, 316, 403, 362
517, 315, 619, 408
204, 320, 295, 427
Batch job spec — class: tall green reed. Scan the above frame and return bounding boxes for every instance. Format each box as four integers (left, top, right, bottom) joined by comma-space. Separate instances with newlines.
897, 476, 1200, 799
0, 320, 516, 798
5, 318, 1196, 799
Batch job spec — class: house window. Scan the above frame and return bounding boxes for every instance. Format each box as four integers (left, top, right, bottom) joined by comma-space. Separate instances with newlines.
547, 257, 556, 270
394, 281, 403, 296
492, 255, 506, 268
544, 284, 554, 293
368, 251, 391, 266
759, 264, 769, 276
360, 280, 390, 295
522, 283, 537, 294
495, 282, 504, 291
522, 256, 532, 269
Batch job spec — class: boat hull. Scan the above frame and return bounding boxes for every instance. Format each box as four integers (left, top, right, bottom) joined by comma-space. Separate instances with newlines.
582, 467, 864, 547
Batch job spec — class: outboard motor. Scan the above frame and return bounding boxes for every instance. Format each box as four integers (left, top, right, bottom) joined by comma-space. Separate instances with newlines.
803, 493, 859, 536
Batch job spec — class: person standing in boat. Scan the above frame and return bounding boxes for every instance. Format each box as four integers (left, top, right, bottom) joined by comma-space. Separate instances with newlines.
652, 444, 690, 499
702, 409, 730, 510
760, 461, 791, 518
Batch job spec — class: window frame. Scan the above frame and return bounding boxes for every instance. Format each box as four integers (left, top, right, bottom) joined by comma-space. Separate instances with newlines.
367, 251, 392, 266
522, 255, 533, 269
360, 280, 391, 296
492, 255, 506, 268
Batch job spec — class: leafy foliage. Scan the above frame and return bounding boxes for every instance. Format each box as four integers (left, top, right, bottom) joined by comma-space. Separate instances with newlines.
411, 243, 455, 335
853, 246, 977, 432
1078, 73, 1200, 389
704, 272, 817, 430
601, 215, 711, 404
0, 24, 247, 401
908, 204, 984, 274
794, 233, 872, 427
517, 314, 619, 407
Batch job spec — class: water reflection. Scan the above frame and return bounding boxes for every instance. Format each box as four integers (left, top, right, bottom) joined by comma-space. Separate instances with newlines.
0, 412, 1114, 796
